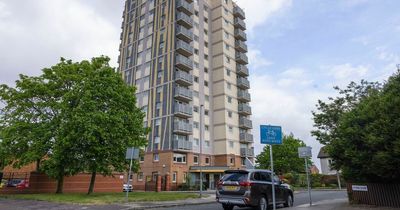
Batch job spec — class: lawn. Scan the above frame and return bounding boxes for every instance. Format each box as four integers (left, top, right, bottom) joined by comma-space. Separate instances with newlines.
0, 192, 201, 204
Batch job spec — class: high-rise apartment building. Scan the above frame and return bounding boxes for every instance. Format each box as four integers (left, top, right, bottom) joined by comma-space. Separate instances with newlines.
118, 0, 253, 190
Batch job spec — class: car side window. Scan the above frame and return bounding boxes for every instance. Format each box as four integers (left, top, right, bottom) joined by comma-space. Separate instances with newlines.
274, 175, 280, 183
261, 172, 271, 182
252, 172, 262, 181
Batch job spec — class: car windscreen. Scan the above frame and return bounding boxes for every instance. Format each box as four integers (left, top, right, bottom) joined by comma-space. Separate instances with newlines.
222, 172, 248, 182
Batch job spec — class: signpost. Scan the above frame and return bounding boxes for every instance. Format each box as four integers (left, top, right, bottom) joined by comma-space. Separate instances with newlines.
125, 147, 139, 202
260, 125, 282, 210
298, 146, 312, 206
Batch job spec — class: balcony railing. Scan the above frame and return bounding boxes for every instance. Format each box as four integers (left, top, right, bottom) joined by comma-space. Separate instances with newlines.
237, 90, 251, 102
233, 6, 245, 19
236, 52, 248, 64
234, 17, 246, 30
238, 103, 252, 115
173, 119, 193, 135
176, 40, 193, 56
174, 86, 193, 102
234, 28, 247, 41
239, 117, 253, 129
176, 0, 194, 16
174, 103, 192, 118
175, 70, 193, 86
240, 133, 254, 143
240, 148, 254, 157
236, 64, 249, 76
172, 140, 193, 151
176, 54, 193, 71
176, 25, 193, 42
235, 40, 248, 52
176, 12, 193, 28
237, 77, 250, 89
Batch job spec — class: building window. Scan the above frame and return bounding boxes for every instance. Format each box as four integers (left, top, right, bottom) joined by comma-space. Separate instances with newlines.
204, 67, 208, 73
193, 106, 199, 112
204, 54, 208, 60
227, 82, 231, 89
230, 158, 234, 165
194, 138, 199, 146
229, 141, 234, 148
205, 125, 209, 131
138, 172, 144, 181
173, 153, 187, 163
152, 172, 158, 181
153, 153, 159, 161
241, 158, 246, 166
224, 18, 229, 26
194, 76, 199, 83
205, 157, 210, 165
193, 155, 199, 164
225, 43, 230, 50
224, 7, 229, 15
204, 42, 208, 48
226, 69, 231, 76
204, 109, 209, 116
205, 140, 210, 147
228, 111, 232, 118
226, 56, 230, 63
224, 31, 229, 39
229, 126, 233, 132
193, 121, 199, 129
140, 155, 144, 162
204, 81, 208, 87
194, 49, 199, 55
227, 96, 232, 103
172, 172, 177, 183
225, 0, 228, 4
205, 95, 209, 101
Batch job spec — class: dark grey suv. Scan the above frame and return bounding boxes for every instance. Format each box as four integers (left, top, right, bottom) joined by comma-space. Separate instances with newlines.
216, 169, 294, 210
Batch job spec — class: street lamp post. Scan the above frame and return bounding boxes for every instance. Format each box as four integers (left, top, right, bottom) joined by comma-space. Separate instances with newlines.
199, 104, 204, 198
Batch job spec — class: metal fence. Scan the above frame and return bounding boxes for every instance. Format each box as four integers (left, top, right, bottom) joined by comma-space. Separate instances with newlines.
347, 183, 400, 208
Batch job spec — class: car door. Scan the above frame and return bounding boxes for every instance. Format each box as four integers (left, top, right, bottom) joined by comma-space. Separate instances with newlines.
261, 172, 273, 204
273, 175, 285, 203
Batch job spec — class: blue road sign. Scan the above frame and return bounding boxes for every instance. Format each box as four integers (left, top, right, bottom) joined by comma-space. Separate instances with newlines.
260, 125, 282, 145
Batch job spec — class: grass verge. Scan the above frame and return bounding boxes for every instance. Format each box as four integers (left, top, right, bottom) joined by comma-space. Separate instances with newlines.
0, 192, 201, 205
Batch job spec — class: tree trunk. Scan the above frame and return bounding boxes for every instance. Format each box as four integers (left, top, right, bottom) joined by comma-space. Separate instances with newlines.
35, 159, 41, 172
87, 170, 97, 195
56, 168, 65, 194
56, 174, 64, 194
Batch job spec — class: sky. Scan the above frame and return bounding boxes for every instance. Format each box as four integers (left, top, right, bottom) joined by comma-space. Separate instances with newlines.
0, 0, 399, 169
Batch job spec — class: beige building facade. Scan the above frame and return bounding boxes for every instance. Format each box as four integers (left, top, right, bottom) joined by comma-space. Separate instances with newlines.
118, 0, 253, 190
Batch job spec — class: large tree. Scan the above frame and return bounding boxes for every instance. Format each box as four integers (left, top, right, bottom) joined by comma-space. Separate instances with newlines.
312, 70, 400, 183
256, 134, 311, 175
0, 57, 149, 193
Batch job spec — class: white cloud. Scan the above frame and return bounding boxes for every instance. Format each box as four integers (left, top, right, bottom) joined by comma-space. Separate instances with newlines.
0, 0, 123, 85
249, 71, 329, 169
247, 48, 273, 69
235, 0, 292, 33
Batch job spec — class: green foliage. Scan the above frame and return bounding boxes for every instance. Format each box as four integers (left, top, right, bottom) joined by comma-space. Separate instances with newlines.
255, 134, 311, 174
312, 70, 400, 183
0, 57, 149, 192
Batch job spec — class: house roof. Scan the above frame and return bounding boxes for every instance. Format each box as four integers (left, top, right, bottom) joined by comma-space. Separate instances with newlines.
317, 146, 330, 158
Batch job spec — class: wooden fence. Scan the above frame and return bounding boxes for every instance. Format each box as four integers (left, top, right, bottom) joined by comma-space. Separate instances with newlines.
347, 183, 400, 208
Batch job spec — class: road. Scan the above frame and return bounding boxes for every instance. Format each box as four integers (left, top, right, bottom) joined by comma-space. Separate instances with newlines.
152, 190, 348, 210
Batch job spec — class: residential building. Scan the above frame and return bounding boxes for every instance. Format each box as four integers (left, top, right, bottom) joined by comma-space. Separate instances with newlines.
118, 0, 253, 190
318, 146, 337, 175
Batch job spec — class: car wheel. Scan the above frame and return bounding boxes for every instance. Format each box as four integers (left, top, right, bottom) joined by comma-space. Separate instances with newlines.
256, 196, 268, 210
222, 204, 234, 210
284, 195, 293, 207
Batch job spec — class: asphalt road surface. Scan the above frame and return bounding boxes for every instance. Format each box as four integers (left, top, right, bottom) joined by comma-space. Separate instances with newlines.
152, 190, 348, 210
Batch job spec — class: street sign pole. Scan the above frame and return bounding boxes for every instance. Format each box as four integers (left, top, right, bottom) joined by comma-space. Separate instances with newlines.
270, 144, 276, 210
305, 158, 312, 206
126, 148, 134, 202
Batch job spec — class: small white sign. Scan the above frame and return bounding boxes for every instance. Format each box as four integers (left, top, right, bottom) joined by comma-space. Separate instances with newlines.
352, 185, 368, 191
119, 175, 124, 179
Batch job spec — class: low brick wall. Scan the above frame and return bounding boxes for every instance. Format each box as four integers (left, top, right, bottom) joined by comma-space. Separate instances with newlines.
347, 183, 400, 208
0, 172, 124, 194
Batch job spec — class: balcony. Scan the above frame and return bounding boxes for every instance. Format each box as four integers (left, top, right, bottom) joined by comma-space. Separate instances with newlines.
233, 6, 245, 19
234, 28, 247, 41
238, 103, 252, 115
235, 40, 248, 53
174, 103, 192, 118
237, 90, 251, 102
176, 54, 193, 71
174, 86, 193, 102
234, 17, 246, 30
236, 64, 249, 76
240, 133, 254, 143
176, 40, 193, 57
176, 25, 193, 42
175, 70, 193, 86
176, 0, 194, 16
236, 52, 248, 64
173, 119, 193, 135
239, 117, 253, 129
172, 139, 193, 151
176, 12, 193, 29
240, 148, 254, 157
237, 77, 250, 89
